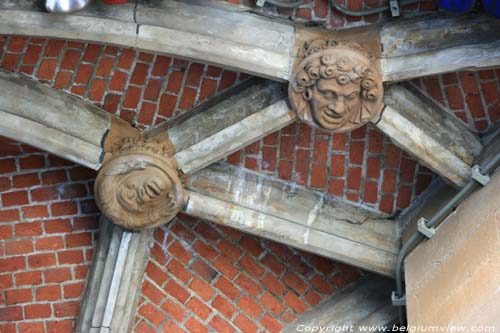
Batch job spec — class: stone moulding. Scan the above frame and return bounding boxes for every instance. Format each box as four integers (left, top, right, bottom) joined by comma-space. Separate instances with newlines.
289, 39, 384, 133
95, 136, 185, 230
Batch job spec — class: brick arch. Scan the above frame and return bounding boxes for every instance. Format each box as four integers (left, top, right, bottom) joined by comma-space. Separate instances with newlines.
133, 214, 362, 333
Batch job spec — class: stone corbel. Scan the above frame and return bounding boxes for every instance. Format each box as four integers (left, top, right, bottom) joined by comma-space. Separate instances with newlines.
95, 118, 186, 230
288, 39, 384, 133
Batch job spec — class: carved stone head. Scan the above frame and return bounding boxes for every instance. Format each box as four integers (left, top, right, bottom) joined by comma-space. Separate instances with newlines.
289, 40, 384, 133
95, 137, 185, 230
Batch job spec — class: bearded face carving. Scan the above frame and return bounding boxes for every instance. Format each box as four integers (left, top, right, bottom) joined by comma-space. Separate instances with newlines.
289, 40, 384, 133
95, 138, 184, 230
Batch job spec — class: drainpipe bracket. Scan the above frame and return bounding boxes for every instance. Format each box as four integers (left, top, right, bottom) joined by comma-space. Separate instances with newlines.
471, 164, 490, 186
390, 0, 400, 16
391, 291, 406, 306
417, 217, 435, 239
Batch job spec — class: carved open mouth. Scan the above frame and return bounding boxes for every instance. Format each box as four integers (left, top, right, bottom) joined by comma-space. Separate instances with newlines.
320, 107, 346, 125
324, 109, 344, 118
322, 114, 344, 125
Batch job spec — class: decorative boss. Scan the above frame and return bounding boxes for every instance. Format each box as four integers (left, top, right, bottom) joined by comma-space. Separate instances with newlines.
95, 137, 185, 230
289, 39, 384, 133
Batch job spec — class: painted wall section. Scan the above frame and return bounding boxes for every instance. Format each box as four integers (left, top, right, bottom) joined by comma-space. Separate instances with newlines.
405, 169, 500, 329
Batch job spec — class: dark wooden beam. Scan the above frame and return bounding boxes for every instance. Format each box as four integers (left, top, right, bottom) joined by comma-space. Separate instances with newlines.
0, 3, 498, 82
380, 13, 500, 81
184, 163, 399, 277
283, 276, 397, 333
0, 70, 136, 170
75, 218, 154, 333
377, 84, 482, 187
76, 219, 153, 332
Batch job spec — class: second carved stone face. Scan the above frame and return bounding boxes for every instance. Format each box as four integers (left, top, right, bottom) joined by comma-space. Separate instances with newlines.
95, 148, 185, 230
289, 41, 384, 133
116, 168, 173, 213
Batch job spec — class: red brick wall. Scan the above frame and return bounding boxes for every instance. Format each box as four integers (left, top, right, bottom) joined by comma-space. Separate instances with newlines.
0, 34, 440, 217
133, 214, 361, 333
225, 121, 437, 214
412, 71, 500, 132
0, 35, 243, 332
0, 145, 98, 333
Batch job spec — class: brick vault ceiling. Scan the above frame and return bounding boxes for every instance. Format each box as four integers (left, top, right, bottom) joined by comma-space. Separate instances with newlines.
0, 34, 498, 216
0, 1, 499, 332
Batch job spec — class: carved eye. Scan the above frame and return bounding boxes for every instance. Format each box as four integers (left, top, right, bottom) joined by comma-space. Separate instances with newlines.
322, 91, 336, 99
346, 91, 359, 100
122, 183, 137, 200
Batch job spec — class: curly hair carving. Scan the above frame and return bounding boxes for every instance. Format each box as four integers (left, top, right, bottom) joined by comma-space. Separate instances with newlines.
288, 40, 384, 133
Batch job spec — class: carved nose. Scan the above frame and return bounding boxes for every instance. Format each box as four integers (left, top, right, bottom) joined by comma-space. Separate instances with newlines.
327, 102, 345, 115
146, 181, 162, 197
